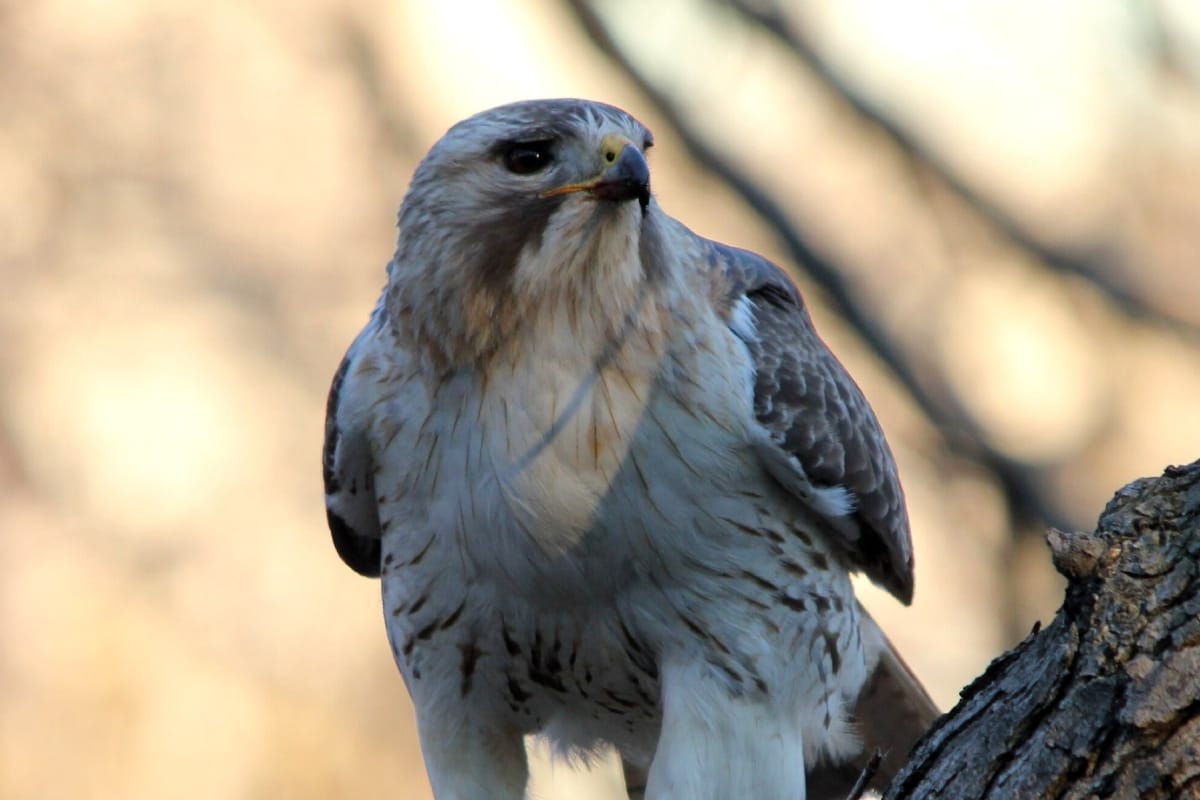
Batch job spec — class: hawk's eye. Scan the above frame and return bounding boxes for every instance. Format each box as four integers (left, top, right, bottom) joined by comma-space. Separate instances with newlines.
502, 141, 554, 175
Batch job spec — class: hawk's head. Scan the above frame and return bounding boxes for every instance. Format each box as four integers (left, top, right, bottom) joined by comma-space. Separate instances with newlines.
387, 99, 668, 367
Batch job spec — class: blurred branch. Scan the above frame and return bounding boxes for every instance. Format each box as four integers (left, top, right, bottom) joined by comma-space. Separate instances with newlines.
726, 0, 1200, 339
564, 0, 1073, 534
1143, 0, 1200, 95
335, 13, 419, 157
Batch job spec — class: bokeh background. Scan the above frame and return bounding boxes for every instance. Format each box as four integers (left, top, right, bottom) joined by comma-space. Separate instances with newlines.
3, 1, 1198, 798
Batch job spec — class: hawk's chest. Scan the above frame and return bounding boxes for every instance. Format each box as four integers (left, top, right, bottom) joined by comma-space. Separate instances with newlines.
387, 313, 758, 591
493, 324, 752, 540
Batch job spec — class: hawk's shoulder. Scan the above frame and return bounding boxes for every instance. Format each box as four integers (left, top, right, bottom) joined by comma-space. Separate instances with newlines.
705, 240, 915, 603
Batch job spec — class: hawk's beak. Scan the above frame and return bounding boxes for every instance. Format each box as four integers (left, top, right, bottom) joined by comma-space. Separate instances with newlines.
541, 135, 651, 212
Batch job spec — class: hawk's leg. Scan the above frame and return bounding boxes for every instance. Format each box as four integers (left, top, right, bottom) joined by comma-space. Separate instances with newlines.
644, 659, 808, 800
413, 711, 528, 800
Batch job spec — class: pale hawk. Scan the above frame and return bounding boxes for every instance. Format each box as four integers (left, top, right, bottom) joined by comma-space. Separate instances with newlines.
323, 98, 937, 800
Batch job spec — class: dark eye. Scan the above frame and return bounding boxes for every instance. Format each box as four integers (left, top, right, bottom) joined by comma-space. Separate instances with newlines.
502, 141, 554, 175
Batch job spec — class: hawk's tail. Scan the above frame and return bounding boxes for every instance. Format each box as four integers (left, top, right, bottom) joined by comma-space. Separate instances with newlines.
620, 604, 939, 800
805, 604, 940, 800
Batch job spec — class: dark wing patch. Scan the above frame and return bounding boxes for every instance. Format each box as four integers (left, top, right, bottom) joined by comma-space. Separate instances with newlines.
711, 242, 915, 603
324, 347, 383, 578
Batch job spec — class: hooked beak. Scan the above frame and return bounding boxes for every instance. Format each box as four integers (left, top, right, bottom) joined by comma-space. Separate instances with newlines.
541, 135, 651, 212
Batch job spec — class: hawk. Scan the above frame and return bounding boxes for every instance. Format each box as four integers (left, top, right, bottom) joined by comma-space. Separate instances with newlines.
323, 99, 937, 800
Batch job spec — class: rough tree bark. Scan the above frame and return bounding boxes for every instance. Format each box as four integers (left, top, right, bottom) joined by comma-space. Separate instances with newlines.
884, 460, 1200, 799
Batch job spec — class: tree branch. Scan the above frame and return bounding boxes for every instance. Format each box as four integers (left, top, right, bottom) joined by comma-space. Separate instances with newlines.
887, 460, 1200, 798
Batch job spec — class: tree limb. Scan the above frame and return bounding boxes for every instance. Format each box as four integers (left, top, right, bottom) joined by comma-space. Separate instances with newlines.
887, 460, 1200, 798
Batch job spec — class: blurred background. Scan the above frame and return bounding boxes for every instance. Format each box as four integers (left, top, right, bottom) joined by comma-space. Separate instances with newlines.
2, 0, 1198, 797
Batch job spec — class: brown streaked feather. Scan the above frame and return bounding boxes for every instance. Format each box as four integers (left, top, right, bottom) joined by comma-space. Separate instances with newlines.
710, 241, 915, 603
805, 605, 940, 800
621, 606, 938, 800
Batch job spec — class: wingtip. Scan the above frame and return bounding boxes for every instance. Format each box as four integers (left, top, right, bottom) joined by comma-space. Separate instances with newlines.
328, 507, 383, 578
894, 559, 915, 606
892, 556, 916, 606
868, 544, 914, 605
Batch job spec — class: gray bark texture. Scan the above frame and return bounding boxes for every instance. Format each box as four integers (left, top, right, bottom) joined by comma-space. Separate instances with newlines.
885, 460, 1200, 799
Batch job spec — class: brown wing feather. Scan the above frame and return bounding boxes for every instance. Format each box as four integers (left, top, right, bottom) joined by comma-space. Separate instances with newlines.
711, 241, 915, 603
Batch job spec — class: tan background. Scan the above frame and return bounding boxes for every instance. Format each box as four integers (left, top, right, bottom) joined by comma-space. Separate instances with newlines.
3, 1, 1199, 798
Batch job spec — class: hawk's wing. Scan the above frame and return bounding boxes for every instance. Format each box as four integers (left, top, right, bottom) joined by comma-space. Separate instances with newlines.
713, 242, 915, 603
323, 327, 384, 578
